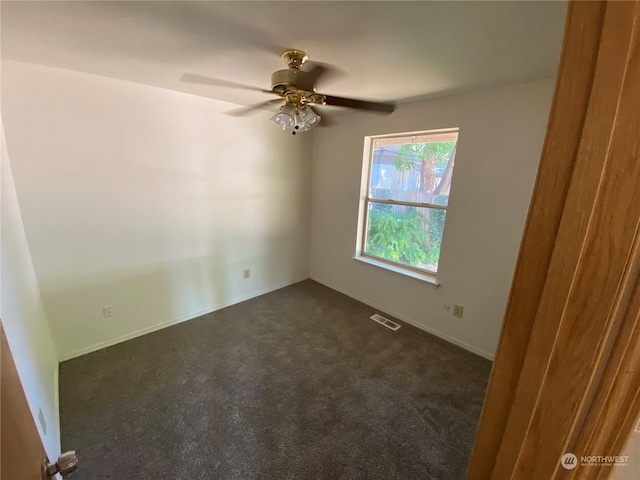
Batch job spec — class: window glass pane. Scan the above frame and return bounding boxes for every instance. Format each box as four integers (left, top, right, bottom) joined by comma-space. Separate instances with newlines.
369, 136, 457, 206
364, 202, 446, 273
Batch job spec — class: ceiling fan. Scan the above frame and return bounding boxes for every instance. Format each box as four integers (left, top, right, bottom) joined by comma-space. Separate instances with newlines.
181, 49, 396, 134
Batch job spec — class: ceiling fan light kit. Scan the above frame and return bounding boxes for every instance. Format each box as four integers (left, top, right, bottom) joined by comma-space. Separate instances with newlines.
297, 106, 321, 130
182, 49, 396, 133
271, 101, 322, 135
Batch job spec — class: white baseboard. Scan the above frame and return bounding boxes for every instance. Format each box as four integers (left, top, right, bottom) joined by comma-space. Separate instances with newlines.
59, 277, 309, 361
310, 275, 495, 361
60, 276, 494, 362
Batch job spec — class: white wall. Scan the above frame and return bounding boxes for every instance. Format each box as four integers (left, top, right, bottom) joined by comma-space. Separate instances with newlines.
1, 121, 61, 458
1, 61, 312, 360
310, 80, 555, 359
2, 57, 551, 364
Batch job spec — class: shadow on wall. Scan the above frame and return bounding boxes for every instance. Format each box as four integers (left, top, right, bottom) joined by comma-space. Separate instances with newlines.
42, 230, 309, 361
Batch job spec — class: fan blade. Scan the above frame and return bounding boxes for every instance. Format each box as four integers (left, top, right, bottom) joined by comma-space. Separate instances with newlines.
303, 62, 343, 87
181, 73, 273, 94
226, 99, 283, 117
323, 95, 396, 114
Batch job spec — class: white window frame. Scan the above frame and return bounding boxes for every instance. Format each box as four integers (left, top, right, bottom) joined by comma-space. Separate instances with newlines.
354, 128, 459, 285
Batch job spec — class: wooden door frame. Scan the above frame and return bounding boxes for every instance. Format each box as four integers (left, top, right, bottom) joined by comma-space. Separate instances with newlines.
466, 1, 640, 479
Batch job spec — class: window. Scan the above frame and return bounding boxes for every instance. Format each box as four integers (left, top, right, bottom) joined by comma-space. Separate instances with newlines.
356, 129, 459, 279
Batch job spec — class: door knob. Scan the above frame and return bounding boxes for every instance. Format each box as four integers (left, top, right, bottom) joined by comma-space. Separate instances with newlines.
42, 450, 78, 478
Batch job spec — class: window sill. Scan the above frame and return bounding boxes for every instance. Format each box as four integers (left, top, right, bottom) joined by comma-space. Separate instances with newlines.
353, 256, 440, 287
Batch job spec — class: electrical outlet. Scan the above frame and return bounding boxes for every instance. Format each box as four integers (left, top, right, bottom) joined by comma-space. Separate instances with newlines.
103, 305, 113, 318
243, 268, 250, 279
453, 305, 464, 318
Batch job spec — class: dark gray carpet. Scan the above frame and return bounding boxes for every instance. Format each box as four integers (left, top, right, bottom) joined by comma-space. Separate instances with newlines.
60, 280, 491, 480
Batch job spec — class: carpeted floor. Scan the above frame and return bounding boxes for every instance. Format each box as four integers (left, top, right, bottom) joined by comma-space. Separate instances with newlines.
60, 280, 491, 480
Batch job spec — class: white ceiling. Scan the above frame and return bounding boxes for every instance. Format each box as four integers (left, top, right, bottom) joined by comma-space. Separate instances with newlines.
1, 1, 567, 109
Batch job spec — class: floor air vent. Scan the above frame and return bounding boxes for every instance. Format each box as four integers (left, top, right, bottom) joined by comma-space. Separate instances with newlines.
370, 314, 401, 331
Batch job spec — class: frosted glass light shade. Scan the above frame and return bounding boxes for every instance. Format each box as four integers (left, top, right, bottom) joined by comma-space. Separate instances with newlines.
296, 106, 321, 131
270, 104, 296, 130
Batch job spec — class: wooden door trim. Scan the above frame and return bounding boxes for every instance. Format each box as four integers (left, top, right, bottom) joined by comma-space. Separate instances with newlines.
466, 1, 640, 479
466, 1, 606, 476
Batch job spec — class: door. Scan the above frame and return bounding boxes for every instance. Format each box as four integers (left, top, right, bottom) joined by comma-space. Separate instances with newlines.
1, 323, 77, 480
467, 1, 640, 479
1, 322, 48, 479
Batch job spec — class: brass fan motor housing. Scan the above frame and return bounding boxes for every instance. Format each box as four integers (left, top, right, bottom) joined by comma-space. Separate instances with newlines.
271, 69, 316, 94
272, 49, 317, 94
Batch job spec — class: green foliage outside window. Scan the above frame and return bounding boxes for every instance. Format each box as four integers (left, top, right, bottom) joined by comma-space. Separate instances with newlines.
366, 203, 445, 269
365, 141, 455, 272
393, 141, 456, 170
367, 203, 429, 266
